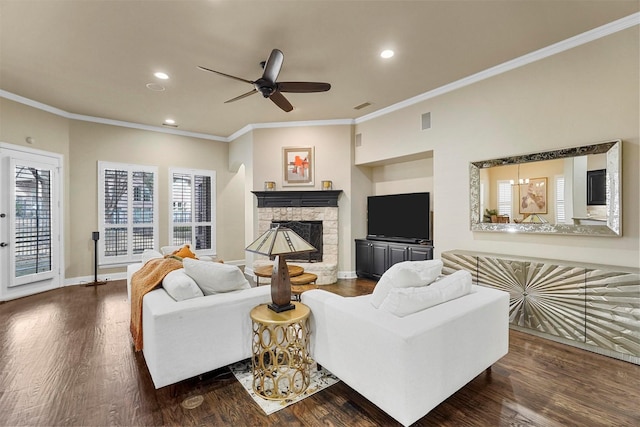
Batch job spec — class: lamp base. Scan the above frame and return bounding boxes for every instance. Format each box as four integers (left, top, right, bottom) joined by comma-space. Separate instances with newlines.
268, 302, 295, 313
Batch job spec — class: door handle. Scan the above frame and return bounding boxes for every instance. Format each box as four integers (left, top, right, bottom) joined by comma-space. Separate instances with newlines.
0, 213, 5, 218
0, 242, 7, 247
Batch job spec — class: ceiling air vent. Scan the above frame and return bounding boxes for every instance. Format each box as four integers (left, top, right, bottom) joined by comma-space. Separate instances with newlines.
354, 102, 372, 110
421, 112, 431, 130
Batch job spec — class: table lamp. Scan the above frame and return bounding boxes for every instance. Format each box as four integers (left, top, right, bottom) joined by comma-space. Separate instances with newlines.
521, 213, 548, 223
246, 225, 316, 312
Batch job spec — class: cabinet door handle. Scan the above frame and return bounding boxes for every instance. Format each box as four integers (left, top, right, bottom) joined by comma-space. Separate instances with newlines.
0, 242, 7, 247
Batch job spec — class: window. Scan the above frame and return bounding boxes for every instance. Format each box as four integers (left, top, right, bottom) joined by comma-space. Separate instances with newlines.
14, 165, 52, 278
497, 180, 512, 219
169, 168, 216, 255
98, 162, 158, 265
479, 182, 485, 222
555, 175, 566, 223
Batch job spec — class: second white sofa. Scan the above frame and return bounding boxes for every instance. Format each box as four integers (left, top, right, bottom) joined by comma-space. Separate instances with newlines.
302, 285, 509, 426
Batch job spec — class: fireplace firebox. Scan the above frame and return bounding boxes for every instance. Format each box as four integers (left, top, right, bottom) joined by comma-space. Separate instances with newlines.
271, 220, 323, 262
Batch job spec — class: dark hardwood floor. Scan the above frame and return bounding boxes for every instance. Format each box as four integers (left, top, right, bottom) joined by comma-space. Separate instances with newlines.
1, 278, 639, 426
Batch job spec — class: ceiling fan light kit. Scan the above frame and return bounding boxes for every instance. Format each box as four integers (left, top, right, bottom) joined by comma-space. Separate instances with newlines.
198, 49, 330, 112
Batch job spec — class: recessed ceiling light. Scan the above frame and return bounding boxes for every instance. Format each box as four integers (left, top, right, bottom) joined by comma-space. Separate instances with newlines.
154, 72, 169, 80
146, 83, 165, 91
164, 119, 175, 125
380, 49, 394, 59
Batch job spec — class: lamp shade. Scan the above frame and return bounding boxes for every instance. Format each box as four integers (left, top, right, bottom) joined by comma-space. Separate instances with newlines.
245, 225, 316, 313
245, 225, 316, 256
521, 214, 548, 223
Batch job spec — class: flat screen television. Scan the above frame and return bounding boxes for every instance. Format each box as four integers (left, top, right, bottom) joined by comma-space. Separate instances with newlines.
367, 192, 430, 243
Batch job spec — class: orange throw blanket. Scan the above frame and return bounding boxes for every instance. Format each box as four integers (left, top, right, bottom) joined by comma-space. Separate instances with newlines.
130, 257, 183, 352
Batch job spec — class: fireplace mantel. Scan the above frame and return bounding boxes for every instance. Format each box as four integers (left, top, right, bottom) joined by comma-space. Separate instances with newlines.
252, 190, 342, 208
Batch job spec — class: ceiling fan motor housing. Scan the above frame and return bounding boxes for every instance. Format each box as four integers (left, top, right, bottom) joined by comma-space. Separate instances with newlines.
199, 48, 330, 110
254, 79, 275, 98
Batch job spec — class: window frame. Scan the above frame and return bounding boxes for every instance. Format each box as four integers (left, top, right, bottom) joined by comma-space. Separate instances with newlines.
497, 180, 513, 220
555, 174, 566, 224
97, 161, 158, 266
168, 167, 216, 256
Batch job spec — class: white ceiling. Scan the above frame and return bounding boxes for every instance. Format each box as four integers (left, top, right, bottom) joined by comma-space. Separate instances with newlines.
1, 1, 638, 139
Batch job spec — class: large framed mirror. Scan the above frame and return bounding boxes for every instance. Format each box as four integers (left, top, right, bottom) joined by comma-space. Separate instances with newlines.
470, 140, 621, 236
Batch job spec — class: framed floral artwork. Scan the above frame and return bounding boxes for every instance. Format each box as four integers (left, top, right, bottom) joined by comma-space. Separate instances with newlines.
519, 177, 547, 214
283, 147, 314, 186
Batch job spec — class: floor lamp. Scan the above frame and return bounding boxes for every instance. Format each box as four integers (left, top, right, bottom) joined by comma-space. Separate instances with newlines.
245, 225, 316, 312
86, 231, 106, 287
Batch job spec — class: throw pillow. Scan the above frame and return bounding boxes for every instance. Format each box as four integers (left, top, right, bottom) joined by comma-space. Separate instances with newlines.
370, 259, 443, 308
183, 258, 250, 295
379, 270, 472, 317
173, 244, 198, 259
162, 268, 204, 301
160, 243, 192, 256
141, 249, 163, 264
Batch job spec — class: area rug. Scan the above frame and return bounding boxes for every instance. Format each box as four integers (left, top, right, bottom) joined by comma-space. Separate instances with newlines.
229, 359, 339, 415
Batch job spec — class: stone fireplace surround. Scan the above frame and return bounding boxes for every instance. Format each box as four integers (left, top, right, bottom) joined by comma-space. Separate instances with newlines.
250, 191, 342, 285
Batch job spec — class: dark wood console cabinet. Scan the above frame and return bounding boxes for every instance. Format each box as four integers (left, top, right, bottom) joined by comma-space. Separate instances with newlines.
355, 239, 434, 280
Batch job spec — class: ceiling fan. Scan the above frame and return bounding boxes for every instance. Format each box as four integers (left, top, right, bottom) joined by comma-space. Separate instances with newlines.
198, 49, 330, 112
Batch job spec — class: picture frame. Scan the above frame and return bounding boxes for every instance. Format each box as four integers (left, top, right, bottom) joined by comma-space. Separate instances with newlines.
519, 177, 548, 214
283, 147, 314, 186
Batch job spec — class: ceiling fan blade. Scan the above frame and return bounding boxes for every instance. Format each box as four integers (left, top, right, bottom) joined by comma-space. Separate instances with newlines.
262, 49, 284, 83
269, 91, 293, 112
197, 66, 254, 84
224, 89, 258, 103
277, 82, 331, 93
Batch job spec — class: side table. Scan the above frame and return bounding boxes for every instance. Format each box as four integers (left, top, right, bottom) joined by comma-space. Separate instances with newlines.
250, 302, 311, 400
290, 273, 318, 301
254, 264, 304, 286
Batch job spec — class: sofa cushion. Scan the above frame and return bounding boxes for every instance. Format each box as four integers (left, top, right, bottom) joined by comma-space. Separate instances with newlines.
160, 244, 192, 256
183, 258, 250, 295
141, 249, 163, 264
162, 268, 204, 301
379, 269, 472, 317
370, 259, 443, 308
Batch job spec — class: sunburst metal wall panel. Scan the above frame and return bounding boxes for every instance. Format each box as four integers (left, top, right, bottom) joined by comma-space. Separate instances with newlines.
585, 269, 640, 356
441, 250, 639, 362
442, 252, 477, 281
476, 257, 586, 341
523, 262, 586, 342
476, 256, 526, 324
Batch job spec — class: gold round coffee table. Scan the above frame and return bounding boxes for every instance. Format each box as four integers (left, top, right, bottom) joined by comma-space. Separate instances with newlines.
254, 264, 304, 286
250, 302, 311, 400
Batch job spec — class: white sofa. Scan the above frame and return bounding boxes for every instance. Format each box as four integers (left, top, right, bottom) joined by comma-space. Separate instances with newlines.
301, 285, 509, 426
127, 263, 271, 389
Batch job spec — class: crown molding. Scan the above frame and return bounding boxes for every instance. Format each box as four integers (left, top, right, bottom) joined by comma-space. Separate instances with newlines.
2, 12, 637, 141
0, 89, 227, 141
355, 12, 640, 124
228, 119, 355, 141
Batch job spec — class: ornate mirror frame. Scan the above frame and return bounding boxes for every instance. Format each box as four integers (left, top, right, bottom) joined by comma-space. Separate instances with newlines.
469, 140, 621, 236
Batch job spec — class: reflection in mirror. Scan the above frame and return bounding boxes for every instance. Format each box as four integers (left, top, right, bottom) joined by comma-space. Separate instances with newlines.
470, 140, 621, 236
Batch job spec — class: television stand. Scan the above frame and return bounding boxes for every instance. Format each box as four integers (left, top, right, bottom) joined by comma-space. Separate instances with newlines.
366, 235, 433, 245
355, 238, 434, 280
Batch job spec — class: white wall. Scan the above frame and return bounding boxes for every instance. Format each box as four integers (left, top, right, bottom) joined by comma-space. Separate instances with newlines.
0, 98, 73, 276
68, 121, 244, 277
354, 27, 639, 268
0, 98, 246, 279
245, 125, 354, 275
2, 23, 637, 281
